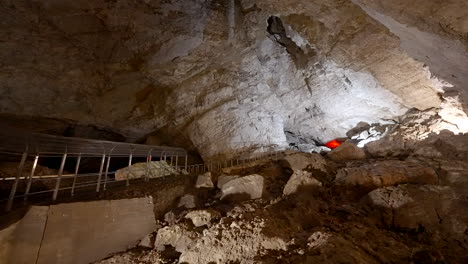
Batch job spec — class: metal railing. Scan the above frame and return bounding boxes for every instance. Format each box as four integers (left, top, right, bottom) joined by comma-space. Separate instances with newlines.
0, 128, 188, 211
185, 150, 286, 174
0, 128, 292, 212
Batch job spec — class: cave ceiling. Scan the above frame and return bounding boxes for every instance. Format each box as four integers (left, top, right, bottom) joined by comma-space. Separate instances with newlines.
0, 0, 467, 159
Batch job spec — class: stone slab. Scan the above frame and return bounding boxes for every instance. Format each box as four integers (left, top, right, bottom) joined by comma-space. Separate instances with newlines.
0, 206, 48, 264
37, 197, 155, 264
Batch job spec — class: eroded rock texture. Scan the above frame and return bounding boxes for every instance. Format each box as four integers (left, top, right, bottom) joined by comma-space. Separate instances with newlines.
0, 0, 467, 159
94, 134, 468, 264
352, 0, 468, 110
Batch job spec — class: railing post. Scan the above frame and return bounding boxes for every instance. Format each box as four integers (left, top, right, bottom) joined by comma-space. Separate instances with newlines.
127, 151, 133, 187
175, 155, 178, 173
159, 151, 165, 177
53, 152, 67, 201
71, 154, 81, 196
96, 153, 106, 192
24, 154, 39, 201
103, 155, 111, 190
6, 150, 28, 211
145, 150, 152, 182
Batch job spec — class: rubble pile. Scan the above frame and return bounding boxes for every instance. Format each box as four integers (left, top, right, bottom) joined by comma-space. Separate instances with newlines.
96, 132, 468, 264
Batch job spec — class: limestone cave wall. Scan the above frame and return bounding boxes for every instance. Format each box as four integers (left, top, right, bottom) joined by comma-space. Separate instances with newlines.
0, 0, 467, 159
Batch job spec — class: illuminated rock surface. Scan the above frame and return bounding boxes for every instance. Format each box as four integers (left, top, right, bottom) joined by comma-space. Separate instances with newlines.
115, 160, 177, 181
1, 0, 466, 159
1, 1, 468, 262
220, 174, 264, 200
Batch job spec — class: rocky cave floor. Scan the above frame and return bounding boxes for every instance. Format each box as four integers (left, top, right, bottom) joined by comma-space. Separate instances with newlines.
92, 134, 468, 264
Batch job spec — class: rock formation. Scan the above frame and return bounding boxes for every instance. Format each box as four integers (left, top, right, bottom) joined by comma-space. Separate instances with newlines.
94, 133, 468, 263
1, 2, 468, 262
1, 0, 467, 160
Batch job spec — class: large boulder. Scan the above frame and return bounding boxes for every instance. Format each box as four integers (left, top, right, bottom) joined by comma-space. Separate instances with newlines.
282, 152, 327, 171
217, 175, 240, 189
366, 185, 467, 236
115, 161, 177, 181
335, 160, 438, 189
283, 170, 322, 196
327, 142, 366, 161
195, 172, 214, 188
221, 174, 264, 200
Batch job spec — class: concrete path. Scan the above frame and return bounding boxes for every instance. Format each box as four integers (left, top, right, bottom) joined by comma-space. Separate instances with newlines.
0, 197, 155, 264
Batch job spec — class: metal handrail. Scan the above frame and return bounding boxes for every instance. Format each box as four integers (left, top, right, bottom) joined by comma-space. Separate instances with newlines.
1, 129, 290, 211
0, 126, 187, 158
1, 129, 189, 211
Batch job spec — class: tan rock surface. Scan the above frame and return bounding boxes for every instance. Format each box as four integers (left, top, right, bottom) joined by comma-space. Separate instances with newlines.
283, 170, 322, 196
217, 175, 240, 189
221, 174, 264, 200
282, 152, 327, 171
185, 209, 221, 228
335, 160, 438, 189
367, 185, 466, 236
195, 172, 214, 188
327, 142, 366, 161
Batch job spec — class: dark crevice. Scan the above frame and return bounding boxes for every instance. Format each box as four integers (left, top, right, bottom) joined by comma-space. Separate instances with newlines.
266, 16, 311, 68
